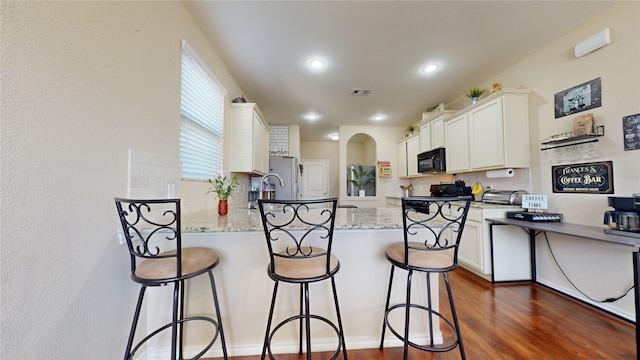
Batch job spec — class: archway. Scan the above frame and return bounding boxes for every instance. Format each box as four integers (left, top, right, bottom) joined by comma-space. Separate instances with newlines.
346, 133, 377, 196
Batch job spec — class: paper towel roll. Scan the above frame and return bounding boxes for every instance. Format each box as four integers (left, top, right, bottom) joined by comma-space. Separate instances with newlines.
486, 168, 515, 178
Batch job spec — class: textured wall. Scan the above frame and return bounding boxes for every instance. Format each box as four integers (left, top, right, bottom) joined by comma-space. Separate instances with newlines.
1, 1, 242, 358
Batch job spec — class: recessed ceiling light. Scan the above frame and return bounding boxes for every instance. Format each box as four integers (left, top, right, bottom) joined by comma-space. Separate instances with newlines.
305, 112, 319, 121
330, 134, 340, 141
309, 59, 325, 69
372, 114, 386, 121
423, 64, 439, 73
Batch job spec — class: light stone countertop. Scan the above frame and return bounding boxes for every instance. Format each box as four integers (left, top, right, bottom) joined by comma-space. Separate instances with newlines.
183, 200, 521, 233
183, 206, 405, 233
386, 197, 523, 210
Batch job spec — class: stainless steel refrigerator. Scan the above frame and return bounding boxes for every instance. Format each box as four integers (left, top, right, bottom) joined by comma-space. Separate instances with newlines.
347, 164, 376, 196
267, 157, 300, 200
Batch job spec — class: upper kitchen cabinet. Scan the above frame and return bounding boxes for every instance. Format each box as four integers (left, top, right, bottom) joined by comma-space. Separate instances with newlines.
444, 89, 530, 173
419, 122, 431, 152
397, 135, 420, 178
419, 111, 455, 153
444, 113, 470, 173
229, 103, 270, 175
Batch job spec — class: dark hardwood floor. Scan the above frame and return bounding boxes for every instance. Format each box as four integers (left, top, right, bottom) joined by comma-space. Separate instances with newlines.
209, 268, 636, 360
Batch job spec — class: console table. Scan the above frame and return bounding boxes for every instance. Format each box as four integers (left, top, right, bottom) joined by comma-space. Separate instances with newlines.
486, 218, 640, 358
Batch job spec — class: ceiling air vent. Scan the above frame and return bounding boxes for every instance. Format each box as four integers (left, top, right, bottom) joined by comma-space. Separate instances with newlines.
351, 89, 371, 96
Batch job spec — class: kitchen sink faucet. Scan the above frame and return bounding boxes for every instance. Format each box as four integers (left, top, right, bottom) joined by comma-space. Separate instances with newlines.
259, 173, 285, 200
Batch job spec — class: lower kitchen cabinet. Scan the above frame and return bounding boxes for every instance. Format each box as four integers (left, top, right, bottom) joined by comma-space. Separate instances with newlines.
457, 205, 525, 281
458, 208, 483, 272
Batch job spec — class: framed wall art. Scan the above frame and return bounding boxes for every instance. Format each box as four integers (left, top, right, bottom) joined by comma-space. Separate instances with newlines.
269, 126, 289, 156
551, 160, 613, 194
623, 113, 640, 151
554, 77, 602, 118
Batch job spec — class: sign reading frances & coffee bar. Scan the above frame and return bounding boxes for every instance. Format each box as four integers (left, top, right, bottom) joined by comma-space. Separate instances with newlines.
552, 161, 614, 194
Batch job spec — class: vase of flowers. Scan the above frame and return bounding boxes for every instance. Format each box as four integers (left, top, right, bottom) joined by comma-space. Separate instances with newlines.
207, 174, 239, 216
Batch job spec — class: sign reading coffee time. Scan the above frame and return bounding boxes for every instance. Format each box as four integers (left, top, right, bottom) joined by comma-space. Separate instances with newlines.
552, 161, 614, 194
522, 195, 548, 210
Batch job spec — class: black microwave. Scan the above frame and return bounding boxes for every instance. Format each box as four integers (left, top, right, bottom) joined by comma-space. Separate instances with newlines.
417, 148, 446, 173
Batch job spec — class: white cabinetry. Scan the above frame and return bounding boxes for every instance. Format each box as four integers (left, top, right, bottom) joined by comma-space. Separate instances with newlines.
419, 122, 431, 152
419, 114, 449, 153
457, 207, 484, 273
457, 205, 525, 281
229, 103, 270, 175
407, 136, 419, 176
444, 90, 529, 173
397, 136, 420, 178
444, 114, 469, 173
396, 142, 407, 178
431, 116, 446, 149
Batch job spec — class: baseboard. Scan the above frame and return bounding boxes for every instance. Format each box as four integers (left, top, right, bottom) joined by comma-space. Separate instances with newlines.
145, 333, 443, 359
535, 278, 635, 321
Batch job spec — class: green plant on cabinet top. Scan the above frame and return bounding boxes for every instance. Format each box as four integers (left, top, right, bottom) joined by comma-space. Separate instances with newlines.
465, 87, 486, 98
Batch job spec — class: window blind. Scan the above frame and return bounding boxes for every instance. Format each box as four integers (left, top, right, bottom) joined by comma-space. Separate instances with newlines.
180, 41, 226, 180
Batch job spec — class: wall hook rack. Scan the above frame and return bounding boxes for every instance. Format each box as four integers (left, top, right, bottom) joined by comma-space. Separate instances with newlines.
540, 125, 605, 151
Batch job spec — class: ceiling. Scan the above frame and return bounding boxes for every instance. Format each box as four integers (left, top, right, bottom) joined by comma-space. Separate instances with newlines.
184, 1, 617, 141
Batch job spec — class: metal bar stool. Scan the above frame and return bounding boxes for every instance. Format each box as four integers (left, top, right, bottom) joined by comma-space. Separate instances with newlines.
115, 198, 228, 360
258, 198, 347, 360
379, 197, 471, 360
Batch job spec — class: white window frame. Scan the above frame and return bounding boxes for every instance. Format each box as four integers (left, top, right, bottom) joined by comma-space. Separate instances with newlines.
180, 40, 228, 180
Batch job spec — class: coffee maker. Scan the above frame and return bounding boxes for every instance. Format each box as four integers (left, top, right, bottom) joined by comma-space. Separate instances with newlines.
604, 194, 640, 238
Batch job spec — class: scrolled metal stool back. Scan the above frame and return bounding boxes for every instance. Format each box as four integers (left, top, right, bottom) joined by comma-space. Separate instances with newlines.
115, 198, 183, 279
402, 197, 471, 270
258, 198, 338, 279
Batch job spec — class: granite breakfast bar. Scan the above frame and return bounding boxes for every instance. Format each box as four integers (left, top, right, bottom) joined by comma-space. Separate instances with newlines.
143, 206, 443, 358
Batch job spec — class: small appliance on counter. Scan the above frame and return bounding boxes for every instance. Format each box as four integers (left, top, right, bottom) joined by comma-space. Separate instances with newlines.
506, 194, 563, 222
604, 194, 640, 238
481, 189, 529, 205
429, 182, 472, 198
248, 188, 259, 209
506, 211, 563, 222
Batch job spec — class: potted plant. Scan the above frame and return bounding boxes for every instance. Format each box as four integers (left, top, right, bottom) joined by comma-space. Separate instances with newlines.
466, 87, 486, 104
207, 173, 239, 215
406, 125, 415, 136
348, 164, 375, 197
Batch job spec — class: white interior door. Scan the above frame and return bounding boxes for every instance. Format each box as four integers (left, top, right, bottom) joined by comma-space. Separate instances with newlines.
301, 159, 328, 200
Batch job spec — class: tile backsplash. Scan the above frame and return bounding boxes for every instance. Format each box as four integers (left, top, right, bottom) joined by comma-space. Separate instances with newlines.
128, 150, 181, 199
394, 168, 531, 197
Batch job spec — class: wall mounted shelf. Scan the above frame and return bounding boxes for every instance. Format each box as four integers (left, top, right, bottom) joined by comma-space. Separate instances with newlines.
540, 125, 604, 151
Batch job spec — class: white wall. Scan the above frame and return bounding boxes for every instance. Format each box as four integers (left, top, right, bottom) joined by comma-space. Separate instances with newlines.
1, 2, 244, 358
459, 3, 640, 319
479, 3, 639, 220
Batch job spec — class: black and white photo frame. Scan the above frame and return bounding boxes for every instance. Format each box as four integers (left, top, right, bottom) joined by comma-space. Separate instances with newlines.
554, 77, 602, 118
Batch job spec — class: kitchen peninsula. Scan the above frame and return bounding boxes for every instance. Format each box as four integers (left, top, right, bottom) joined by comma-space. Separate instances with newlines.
146, 206, 439, 358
